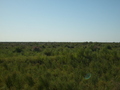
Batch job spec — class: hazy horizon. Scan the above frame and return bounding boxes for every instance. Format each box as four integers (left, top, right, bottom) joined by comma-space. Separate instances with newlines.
0, 0, 120, 42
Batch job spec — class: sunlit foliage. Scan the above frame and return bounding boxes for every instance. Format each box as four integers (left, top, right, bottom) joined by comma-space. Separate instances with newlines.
0, 42, 120, 90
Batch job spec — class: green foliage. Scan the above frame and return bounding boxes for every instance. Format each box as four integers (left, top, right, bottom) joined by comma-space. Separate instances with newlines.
25, 74, 35, 87
0, 42, 120, 89
14, 47, 23, 53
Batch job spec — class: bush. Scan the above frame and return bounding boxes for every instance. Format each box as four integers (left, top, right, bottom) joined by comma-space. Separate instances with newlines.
32, 47, 41, 52
14, 47, 23, 53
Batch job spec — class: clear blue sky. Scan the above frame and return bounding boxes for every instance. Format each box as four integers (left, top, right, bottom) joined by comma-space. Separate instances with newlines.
0, 0, 120, 42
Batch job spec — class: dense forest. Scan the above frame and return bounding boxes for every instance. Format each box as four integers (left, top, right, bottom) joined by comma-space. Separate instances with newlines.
0, 42, 120, 90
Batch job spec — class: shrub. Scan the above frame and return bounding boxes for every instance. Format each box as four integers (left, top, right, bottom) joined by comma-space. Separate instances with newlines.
14, 47, 23, 53
32, 47, 41, 52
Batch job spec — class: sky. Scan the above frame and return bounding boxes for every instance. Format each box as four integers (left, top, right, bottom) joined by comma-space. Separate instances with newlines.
0, 0, 120, 42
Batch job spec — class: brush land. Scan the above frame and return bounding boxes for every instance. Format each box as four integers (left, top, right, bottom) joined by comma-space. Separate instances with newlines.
0, 42, 120, 90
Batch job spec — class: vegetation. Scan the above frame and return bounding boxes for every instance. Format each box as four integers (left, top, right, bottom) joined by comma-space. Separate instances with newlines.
0, 42, 120, 90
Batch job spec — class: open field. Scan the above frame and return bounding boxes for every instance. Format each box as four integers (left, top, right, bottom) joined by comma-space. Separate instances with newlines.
0, 42, 120, 90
